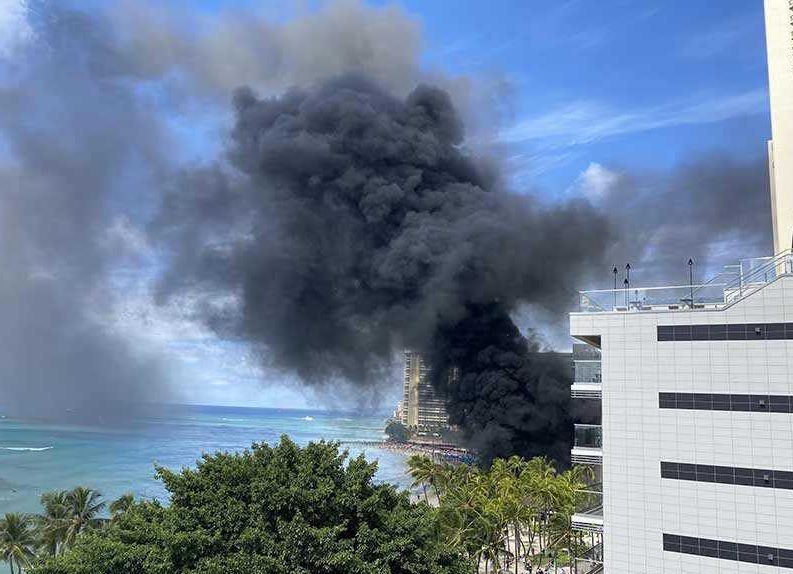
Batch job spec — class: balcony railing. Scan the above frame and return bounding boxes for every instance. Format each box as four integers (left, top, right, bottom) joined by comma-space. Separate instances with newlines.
572, 425, 602, 464
577, 250, 793, 314
579, 283, 725, 313
574, 425, 602, 449
574, 361, 601, 384
575, 483, 602, 516
572, 343, 601, 361
571, 382, 601, 399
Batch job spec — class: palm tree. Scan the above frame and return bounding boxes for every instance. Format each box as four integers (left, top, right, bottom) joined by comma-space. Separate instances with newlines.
37, 490, 69, 556
62, 487, 105, 549
406, 455, 436, 504
109, 493, 134, 519
0, 513, 36, 574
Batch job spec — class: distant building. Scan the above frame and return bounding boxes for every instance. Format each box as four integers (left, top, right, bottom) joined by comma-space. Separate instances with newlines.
399, 350, 451, 435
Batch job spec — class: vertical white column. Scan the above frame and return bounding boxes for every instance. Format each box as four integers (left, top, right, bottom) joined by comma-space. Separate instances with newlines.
765, 0, 793, 252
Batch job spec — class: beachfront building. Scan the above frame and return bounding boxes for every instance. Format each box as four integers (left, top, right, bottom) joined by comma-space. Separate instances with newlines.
399, 350, 451, 436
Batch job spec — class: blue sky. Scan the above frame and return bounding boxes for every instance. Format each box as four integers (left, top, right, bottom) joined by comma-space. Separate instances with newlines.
407, 0, 770, 190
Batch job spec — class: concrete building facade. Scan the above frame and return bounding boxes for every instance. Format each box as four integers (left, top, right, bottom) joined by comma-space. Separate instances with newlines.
766, 0, 793, 251
571, 258, 793, 573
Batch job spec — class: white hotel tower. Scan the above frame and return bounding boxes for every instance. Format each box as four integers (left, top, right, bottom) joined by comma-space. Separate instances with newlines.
569, 1, 793, 573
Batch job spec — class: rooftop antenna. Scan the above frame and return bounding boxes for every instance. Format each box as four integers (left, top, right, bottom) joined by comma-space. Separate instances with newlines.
688, 258, 694, 308
613, 266, 618, 309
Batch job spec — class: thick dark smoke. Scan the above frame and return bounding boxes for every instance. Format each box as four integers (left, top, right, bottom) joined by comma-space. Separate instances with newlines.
157, 75, 612, 460
429, 304, 585, 464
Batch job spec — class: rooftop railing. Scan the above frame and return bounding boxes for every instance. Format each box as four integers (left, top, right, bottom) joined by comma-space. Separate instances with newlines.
578, 250, 793, 314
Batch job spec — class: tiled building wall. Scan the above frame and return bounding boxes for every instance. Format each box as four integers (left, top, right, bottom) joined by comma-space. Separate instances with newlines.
570, 277, 793, 573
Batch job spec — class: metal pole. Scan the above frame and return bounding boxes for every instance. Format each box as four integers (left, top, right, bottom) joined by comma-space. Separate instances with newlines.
613, 267, 618, 310
688, 259, 694, 307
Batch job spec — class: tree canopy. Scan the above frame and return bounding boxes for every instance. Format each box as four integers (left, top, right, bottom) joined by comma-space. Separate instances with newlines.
384, 420, 411, 443
31, 437, 471, 574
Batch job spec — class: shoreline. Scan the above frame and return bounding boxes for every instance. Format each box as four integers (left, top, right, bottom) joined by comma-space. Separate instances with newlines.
342, 439, 476, 464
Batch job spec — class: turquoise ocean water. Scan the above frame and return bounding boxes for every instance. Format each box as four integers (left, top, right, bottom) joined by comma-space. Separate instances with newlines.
0, 405, 412, 513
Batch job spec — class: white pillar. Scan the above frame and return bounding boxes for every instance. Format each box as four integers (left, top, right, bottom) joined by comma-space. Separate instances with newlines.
766, 0, 793, 252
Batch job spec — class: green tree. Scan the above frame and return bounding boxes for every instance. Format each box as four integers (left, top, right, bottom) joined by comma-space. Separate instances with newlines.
61, 487, 105, 549
407, 454, 437, 504
0, 513, 36, 574
31, 437, 472, 574
36, 491, 70, 556
384, 420, 411, 443
108, 494, 134, 520
421, 454, 592, 574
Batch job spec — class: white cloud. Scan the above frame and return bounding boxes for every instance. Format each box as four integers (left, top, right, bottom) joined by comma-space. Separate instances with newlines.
678, 18, 752, 60
499, 89, 768, 147
0, 0, 31, 59
568, 162, 621, 201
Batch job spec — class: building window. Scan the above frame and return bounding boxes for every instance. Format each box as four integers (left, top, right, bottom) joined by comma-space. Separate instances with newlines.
659, 392, 793, 413
663, 534, 793, 568
658, 322, 793, 341
661, 462, 793, 490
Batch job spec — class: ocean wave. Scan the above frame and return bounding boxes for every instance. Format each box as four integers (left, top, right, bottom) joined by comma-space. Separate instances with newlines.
1, 446, 53, 452
221, 418, 246, 422
302, 416, 314, 421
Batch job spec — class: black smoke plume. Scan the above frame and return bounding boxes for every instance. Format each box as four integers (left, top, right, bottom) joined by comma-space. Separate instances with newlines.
158, 75, 612, 461
430, 303, 590, 464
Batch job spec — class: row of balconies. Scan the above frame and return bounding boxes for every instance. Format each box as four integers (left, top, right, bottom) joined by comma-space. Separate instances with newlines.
571, 345, 603, 547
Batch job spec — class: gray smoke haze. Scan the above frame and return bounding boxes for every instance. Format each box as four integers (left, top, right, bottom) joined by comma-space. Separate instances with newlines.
108, 0, 422, 98
0, 0, 429, 420
579, 156, 772, 287
0, 5, 171, 420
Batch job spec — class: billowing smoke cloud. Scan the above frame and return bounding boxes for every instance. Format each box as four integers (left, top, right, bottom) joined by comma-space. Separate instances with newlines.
156, 75, 612, 461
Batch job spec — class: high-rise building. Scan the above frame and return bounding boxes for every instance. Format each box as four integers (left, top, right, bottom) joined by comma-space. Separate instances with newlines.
399, 350, 450, 435
568, 5, 793, 572
571, 255, 793, 573
766, 0, 793, 252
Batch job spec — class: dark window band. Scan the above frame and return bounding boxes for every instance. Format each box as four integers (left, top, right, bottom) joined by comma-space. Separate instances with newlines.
661, 461, 793, 490
658, 322, 793, 341
663, 534, 793, 568
659, 392, 793, 412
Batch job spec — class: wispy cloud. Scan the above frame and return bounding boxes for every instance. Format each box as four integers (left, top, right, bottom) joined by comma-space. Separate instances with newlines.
499, 89, 768, 147
0, 0, 31, 58
678, 17, 754, 60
